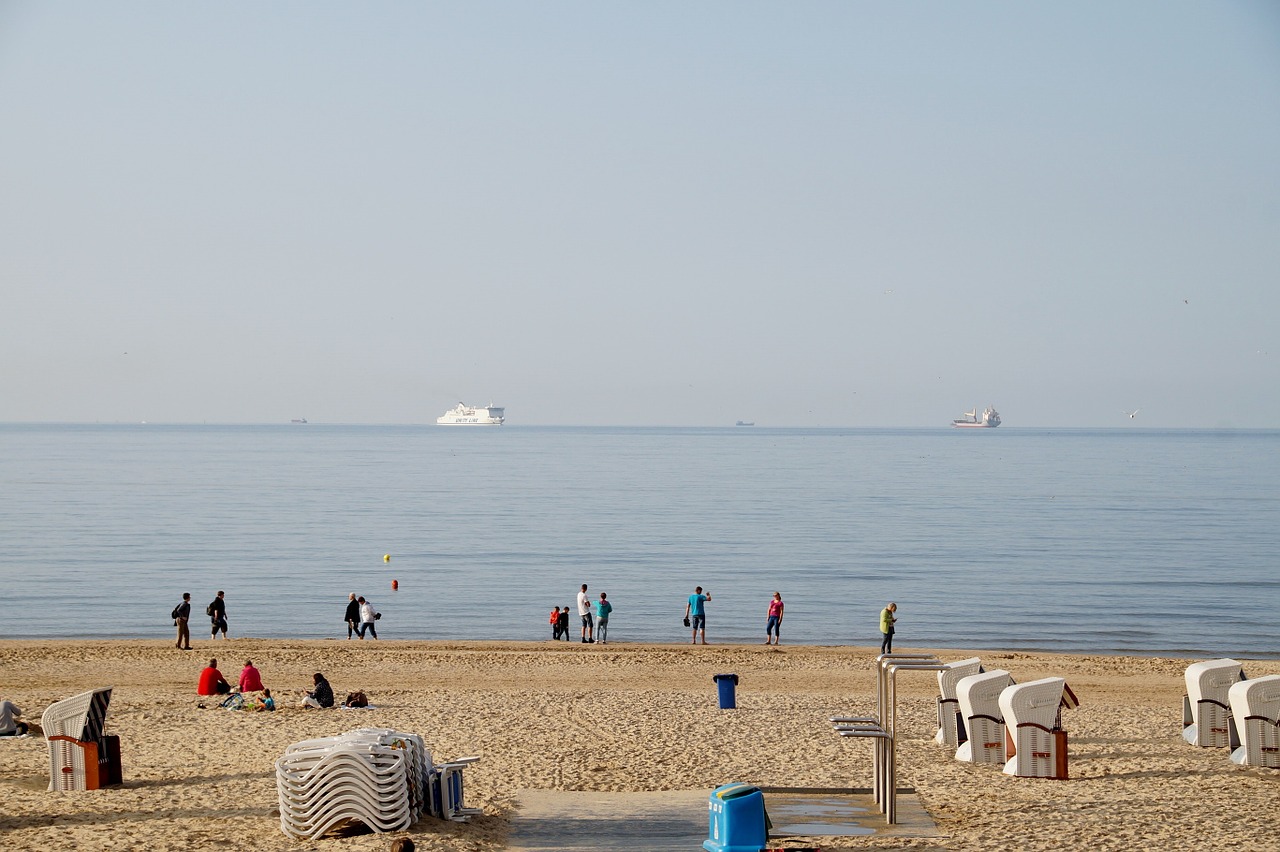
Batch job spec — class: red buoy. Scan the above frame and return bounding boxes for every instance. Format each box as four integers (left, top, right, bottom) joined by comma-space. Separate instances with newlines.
391, 579, 399, 590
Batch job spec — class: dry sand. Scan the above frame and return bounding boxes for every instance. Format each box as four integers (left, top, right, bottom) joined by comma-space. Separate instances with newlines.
0, 639, 1276, 851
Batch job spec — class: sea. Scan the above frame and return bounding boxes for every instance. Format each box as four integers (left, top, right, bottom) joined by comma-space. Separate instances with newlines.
2, 424, 1277, 658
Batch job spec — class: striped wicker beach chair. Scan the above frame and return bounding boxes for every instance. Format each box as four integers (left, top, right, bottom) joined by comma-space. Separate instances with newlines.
1182, 659, 1244, 748
42, 687, 121, 791
1228, 675, 1280, 768
954, 669, 1013, 765
935, 657, 983, 748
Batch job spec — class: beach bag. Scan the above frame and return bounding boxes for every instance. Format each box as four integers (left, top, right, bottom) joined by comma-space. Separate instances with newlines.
344, 691, 369, 708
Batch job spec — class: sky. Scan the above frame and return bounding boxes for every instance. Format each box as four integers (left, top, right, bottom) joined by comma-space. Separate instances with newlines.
1, 2, 1277, 427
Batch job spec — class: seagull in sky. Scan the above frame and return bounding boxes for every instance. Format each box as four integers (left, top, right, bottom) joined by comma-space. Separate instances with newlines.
1124, 409, 1140, 419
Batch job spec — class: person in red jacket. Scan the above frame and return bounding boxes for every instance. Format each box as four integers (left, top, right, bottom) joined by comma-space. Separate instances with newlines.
239, 660, 264, 693
198, 659, 230, 695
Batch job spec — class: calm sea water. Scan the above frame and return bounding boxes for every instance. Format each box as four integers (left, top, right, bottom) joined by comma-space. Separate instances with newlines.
1, 425, 1277, 658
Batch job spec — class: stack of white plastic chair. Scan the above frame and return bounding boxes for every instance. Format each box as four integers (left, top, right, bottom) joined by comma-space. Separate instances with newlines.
954, 670, 1012, 765
276, 729, 430, 840
998, 677, 1079, 779
1227, 675, 1280, 768
935, 658, 983, 748
42, 687, 120, 791
1182, 659, 1244, 748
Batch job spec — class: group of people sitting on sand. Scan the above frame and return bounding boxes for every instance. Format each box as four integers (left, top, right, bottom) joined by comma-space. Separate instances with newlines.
196, 660, 366, 710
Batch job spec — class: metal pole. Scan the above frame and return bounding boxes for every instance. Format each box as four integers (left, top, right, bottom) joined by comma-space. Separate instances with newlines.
884, 661, 945, 824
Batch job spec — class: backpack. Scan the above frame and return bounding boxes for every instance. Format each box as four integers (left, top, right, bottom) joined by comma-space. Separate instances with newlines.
206, 601, 216, 617
171, 604, 182, 620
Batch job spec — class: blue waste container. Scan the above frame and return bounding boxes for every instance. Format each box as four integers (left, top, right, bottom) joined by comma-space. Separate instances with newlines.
713, 673, 739, 709
704, 782, 766, 852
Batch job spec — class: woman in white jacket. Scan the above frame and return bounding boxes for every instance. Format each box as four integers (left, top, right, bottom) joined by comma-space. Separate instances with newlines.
357, 596, 379, 639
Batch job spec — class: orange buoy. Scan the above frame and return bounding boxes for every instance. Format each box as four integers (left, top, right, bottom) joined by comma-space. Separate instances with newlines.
391, 579, 399, 590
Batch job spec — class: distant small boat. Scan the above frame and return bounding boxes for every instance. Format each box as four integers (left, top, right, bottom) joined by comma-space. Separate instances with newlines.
735, 421, 755, 427
952, 407, 1000, 428
291, 418, 308, 424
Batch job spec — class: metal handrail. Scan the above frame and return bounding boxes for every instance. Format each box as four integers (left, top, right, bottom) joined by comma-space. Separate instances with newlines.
828, 653, 943, 824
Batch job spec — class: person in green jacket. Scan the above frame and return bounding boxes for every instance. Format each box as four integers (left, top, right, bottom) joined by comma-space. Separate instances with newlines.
879, 602, 897, 654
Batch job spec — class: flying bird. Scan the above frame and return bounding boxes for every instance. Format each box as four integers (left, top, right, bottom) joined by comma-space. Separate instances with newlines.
1124, 409, 1139, 419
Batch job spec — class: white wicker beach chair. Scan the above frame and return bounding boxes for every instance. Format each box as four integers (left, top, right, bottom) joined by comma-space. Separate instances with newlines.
935, 658, 983, 748
1182, 659, 1244, 748
1227, 675, 1280, 768
41, 687, 119, 791
954, 670, 1012, 765
998, 677, 1078, 779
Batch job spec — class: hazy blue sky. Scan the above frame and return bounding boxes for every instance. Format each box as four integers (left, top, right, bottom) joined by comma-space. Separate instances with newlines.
2, 2, 1277, 426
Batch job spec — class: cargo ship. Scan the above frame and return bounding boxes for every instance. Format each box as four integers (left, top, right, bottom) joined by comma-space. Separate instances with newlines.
952, 406, 1001, 428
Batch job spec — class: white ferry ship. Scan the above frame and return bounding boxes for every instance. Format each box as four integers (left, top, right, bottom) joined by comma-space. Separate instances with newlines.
952, 406, 1001, 428
436, 403, 505, 425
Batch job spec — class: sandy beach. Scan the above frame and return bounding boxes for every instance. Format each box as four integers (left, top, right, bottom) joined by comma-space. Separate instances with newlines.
0, 639, 1276, 851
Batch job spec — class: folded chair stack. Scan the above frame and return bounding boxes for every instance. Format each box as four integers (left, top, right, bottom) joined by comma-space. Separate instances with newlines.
276, 729, 431, 840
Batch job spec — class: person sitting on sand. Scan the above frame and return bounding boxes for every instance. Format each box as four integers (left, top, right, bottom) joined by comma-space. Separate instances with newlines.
198, 659, 231, 695
389, 838, 415, 852
0, 697, 28, 736
301, 672, 334, 708
239, 659, 264, 693
259, 687, 275, 711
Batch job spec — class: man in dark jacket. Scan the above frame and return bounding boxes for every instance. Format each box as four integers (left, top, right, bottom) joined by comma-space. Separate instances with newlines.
209, 591, 228, 639
174, 593, 192, 650
345, 593, 360, 639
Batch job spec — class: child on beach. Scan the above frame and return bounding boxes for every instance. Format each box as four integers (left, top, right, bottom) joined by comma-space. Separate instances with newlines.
558, 606, 570, 640
550, 606, 562, 640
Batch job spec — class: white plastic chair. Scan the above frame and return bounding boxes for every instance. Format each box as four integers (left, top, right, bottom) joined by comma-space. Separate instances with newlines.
954, 670, 1012, 765
935, 658, 983, 748
1182, 659, 1244, 748
1227, 675, 1280, 768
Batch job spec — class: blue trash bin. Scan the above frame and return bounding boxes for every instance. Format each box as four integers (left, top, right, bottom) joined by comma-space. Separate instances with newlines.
713, 673, 739, 709
704, 782, 766, 852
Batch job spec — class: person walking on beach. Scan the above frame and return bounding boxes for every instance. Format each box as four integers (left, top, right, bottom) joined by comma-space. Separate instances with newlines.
173, 592, 192, 649
879, 602, 897, 654
357, 596, 379, 639
345, 593, 361, 639
550, 606, 563, 640
685, 586, 711, 644
557, 605, 570, 640
594, 592, 613, 645
208, 591, 228, 639
765, 592, 784, 645
577, 584, 594, 643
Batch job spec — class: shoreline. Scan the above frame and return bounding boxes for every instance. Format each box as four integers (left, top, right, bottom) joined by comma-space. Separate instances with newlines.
1, 640, 1276, 851
4, 636, 1275, 661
